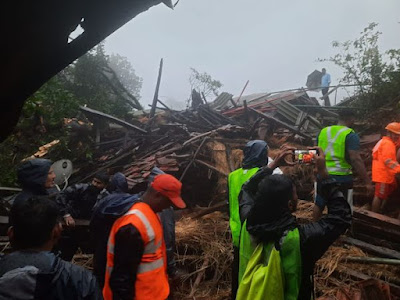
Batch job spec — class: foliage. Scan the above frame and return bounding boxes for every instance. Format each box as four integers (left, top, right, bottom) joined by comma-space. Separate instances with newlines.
0, 46, 142, 186
320, 23, 400, 109
109, 53, 143, 100
189, 68, 223, 100
63, 44, 143, 117
0, 76, 81, 186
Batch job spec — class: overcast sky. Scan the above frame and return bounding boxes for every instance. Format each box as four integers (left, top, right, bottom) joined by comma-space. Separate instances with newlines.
105, 0, 400, 109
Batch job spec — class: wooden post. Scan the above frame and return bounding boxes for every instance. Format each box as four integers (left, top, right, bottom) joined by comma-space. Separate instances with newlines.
201, 92, 208, 104
235, 80, 249, 105
243, 100, 249, 122
149, 58, 164, 119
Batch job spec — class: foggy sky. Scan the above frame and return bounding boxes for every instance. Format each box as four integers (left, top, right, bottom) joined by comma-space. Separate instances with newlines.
105, 0, 400, 109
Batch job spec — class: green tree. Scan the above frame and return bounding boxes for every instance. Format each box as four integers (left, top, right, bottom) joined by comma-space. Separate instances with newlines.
0, 46, 143, 186
109, 53, 143, 100
64, 44, 143, 117
189, 68, 223, 100
321, 23, 400, 109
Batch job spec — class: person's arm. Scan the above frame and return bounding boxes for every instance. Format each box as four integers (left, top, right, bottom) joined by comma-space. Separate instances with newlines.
58, 184, 87, 226
239, 168, 273, 223
348, 150, 373, 190
299, 148, 352, 276
346, 133, 373, 194
239, 146, 295, 222
381, 142, 400, 175
110, 224, 144, 300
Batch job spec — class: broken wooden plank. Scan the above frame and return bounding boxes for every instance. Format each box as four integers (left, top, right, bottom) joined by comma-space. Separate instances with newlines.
353, 233, 400, 252
194, 159, 229, 177
248, 107, 313, 140
352, 219, 400, 243
333, 268, 400, 297
353, 207, 400, 232
80, 106, 147, 134
340, 237, 400, 259
344, 256, 400, 266
179, 137, 208, 181
189, 201, 228, 219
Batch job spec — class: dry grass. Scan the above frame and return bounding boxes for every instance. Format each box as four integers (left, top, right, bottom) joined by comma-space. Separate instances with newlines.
175, 212, 232, 300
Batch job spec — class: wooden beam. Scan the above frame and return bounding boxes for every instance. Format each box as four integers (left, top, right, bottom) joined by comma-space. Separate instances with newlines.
194, 159, 229, 177
353, 207, 400, 232
353, 220, 400, 243
248, 107, 313, 140
235, 80, 249, 105
179, 137, 208, 181
149, 58, 164, 119
80, 106, 147, 134
340, 237, 400, 259
344, 256, 400, 266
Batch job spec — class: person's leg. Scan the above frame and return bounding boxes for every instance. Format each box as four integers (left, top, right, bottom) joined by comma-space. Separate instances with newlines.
231, 246, 239, 300
322, 88, 331, 106
160, 207, 177, 276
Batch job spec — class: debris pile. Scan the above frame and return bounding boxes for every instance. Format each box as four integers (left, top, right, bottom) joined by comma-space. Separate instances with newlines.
173, 201, 400, 300
3, 87, 400, 299
174, 212, 232, 300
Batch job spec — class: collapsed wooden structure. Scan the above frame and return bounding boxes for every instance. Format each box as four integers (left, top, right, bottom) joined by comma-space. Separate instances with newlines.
1, 89, 400, 299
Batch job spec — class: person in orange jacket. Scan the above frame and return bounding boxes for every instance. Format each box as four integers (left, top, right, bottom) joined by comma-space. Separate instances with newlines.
103, 174, 186, 300
371, 122, 400, 215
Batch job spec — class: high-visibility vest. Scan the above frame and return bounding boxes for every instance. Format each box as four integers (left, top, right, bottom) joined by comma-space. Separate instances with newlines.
103, 202, 169, 300
318, 125, 354, 175
228, 167, 259, 248
238, 221, 302, 300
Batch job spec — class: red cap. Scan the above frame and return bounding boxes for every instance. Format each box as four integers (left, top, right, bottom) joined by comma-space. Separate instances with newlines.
151, 174, 186, 209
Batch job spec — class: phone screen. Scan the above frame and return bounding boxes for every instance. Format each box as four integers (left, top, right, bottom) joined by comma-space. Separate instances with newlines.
294, 150, 317, 164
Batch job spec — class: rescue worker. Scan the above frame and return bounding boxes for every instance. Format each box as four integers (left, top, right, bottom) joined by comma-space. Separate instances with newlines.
313, 110, 373, 221
103, 174, 186, 300
0, 196, 102, 300
13, 158, 56, 208
227, 140, 284, 299
237, 148, 351, 299
58, 172, 110, 225
91, 172, 138, 288
56, 172, 110, 261
371, 122, 400, 215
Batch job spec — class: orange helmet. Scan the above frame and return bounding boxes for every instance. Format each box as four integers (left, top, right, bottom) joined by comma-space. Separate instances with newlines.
385, 122, 400, 135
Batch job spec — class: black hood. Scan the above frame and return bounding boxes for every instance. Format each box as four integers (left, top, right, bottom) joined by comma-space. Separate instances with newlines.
108, 172, 128, 193
242, 140, 268, 169
17, 159, 52, 194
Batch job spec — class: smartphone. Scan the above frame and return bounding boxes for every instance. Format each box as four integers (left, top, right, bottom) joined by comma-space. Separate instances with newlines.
294, 150, 317, 164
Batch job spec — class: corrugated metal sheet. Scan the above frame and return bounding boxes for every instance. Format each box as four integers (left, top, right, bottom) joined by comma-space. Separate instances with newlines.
209, 92, 234, 110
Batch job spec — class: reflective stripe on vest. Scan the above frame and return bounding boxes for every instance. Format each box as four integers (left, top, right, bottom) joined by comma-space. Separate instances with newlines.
228, 167, 259, 248
103, 202, 169, 300
105, 258, 164, 281
106, 207, 163, 275
138, 257, 164, 273
124, 209, 161, 255
319, 125, 353, 175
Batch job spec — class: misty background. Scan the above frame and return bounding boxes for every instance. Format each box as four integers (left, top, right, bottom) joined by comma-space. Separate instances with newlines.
104, 0, 400, 108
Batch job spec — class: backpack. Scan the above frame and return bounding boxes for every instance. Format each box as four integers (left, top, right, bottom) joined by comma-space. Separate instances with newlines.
237, 228, 301, 300
237, 242, 285, 300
